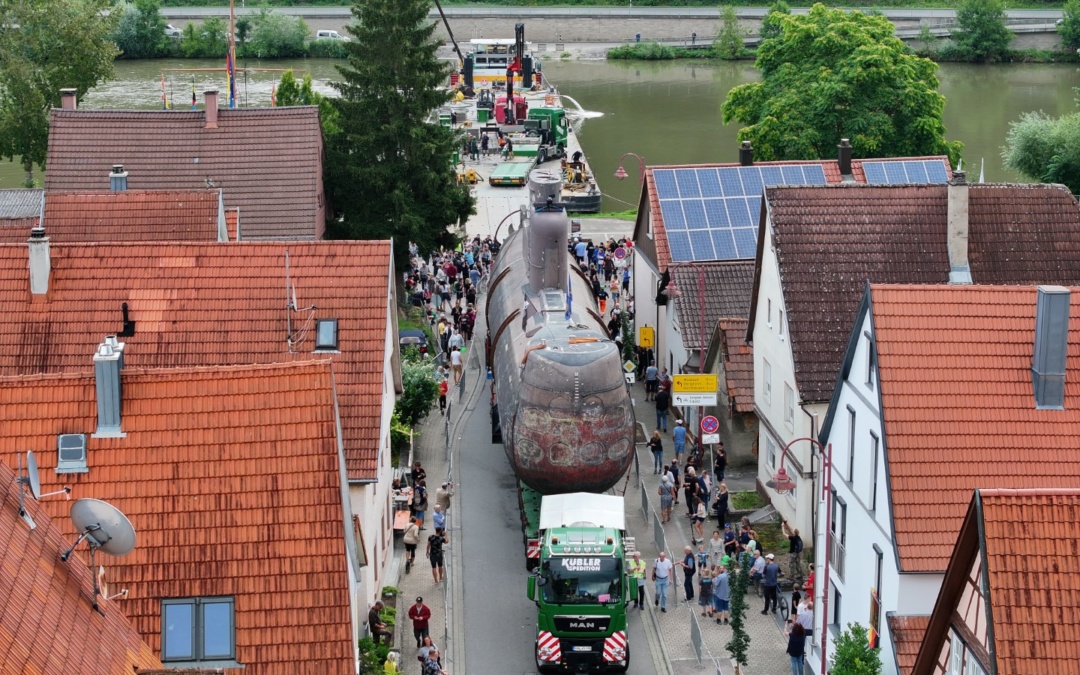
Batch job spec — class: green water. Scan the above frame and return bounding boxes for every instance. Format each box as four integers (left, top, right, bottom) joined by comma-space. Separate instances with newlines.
3, 57, 1080, 208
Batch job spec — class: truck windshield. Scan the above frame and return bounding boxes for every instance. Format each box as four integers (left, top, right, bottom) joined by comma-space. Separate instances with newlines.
540, 557, 621, 604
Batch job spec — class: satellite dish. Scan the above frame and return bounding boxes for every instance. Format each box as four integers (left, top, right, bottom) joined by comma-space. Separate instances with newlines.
25, 450, 41, 500
61, 498, 136, 560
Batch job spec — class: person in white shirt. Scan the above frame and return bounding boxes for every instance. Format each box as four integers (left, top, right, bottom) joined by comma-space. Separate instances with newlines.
448, 330, 464, 351
450, 347, 463, 384
653, 552, 675, 612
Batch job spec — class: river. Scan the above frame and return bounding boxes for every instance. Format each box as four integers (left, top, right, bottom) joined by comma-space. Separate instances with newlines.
3, 57, 1079, 211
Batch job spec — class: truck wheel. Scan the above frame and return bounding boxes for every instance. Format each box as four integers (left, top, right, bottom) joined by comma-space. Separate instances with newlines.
556, 144, 565, 158
537, 148, 546, 165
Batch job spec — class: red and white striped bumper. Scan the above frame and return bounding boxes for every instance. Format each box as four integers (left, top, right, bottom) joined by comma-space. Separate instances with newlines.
537, 630, 562, 663
603, 631, 627, 662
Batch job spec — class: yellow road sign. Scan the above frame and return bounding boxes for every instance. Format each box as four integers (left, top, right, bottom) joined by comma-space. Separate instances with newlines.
638, 326, 654, 348
673, 374, 718, 393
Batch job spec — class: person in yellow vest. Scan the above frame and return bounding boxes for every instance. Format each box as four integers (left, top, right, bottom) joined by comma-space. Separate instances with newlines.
628, 550, 647, 610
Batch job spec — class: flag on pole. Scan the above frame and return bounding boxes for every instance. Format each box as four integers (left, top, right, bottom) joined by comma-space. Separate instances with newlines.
160, 74, 169, 110
226, 44, 237, 108
564, 273, 573, 321
191, 77, 197, 110
271, 84, 277, 107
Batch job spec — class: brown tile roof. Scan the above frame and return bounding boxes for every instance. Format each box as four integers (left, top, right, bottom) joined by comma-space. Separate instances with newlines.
671, 260, 755, 349
888, 614, 930, 675
0, 240, 393, 480
869, 285, 1080, 572
763, 183, 1080, 402
0, 190, 225, 244
718, 318, 754, 413
977, 489, 1080, 675
0, 361, 355, 674
1, 460, 162, 674
45, 108, 325, 241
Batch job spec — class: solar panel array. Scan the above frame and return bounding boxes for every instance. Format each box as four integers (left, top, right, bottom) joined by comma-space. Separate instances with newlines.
862, 160, 950, 185
653, 165, 828, 262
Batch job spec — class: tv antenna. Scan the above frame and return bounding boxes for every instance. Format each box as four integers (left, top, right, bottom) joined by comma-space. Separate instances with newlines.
60, 499, 136, 610
14, 450, 71, 530
283, 249, 318, 352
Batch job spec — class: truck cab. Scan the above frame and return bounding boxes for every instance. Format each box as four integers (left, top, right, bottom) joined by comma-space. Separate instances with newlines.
523, 107, 569, 164
527, 493, 630, 673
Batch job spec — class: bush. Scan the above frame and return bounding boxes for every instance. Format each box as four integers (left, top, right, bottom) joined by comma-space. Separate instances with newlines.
246, 7, 309, 58
608, 41, 678, 60
1002, 110, 1080, 195
357, 637, 389, 674
394, 360, 440, 428
180, 16, 228, 57
113, 0, 170, 58
730, 491, 765, 511
1061, 0, 1080, 50
714, 6, 746, 60
952, 0, 1013, 63
308, 38, 349, 58
830, 623, 882, 675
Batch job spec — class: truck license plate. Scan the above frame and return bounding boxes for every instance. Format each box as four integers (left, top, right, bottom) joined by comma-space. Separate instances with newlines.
572, 646, 592, 652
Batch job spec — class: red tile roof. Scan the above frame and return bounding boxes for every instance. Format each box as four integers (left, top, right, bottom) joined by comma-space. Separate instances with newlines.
1, 460, 162, 674
888, 614, 930, 675
1, 190, 225, 244
978, 489, 1080, 675
869, 285, 1080, 572
45, 108, 325, 241
0, 240, 394, 480
671, 261, 754, 349
719, 318, 754, 413
763, 183, 1080, 402
0, 361, 356, 674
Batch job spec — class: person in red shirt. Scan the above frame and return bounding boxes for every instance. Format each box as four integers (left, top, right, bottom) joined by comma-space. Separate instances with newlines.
408, 596, 432, 648
438, 378, 448, 414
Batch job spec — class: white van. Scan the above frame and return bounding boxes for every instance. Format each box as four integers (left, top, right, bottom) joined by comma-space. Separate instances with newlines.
315, 30, 348, 41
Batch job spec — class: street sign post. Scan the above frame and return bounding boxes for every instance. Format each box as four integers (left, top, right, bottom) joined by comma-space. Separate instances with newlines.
673, 374, 718, 393
701, 415, 719, 434
673, 393, 717, 406
702, 433, 720, 445
638, 326, 654, 348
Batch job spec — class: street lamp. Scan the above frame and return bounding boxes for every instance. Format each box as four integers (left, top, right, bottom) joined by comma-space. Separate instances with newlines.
614, 152, 646, 185
767, 436, 835, 675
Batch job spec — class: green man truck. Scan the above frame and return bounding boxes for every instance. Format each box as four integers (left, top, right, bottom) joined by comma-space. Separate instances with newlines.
526, 493, 631, 673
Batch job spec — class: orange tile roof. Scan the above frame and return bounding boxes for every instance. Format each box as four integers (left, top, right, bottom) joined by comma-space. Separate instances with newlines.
719, 318, 754, 413
978, 489, 1080, 675
35, 190, 224, 243
869, 285, 1080, 572
45, 107, 325, 240
0, 361, 355, 674
1, 460, 162, 675
0, 240, 393, 480
888, 614, 930, 675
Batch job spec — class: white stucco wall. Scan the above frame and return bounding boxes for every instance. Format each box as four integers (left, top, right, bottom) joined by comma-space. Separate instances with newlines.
632, 247, 660, 362
752, 213, 816, 537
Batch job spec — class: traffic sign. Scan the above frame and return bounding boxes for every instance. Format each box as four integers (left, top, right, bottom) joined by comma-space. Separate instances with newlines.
673, 393, 717, 406
623, 360, 637, 373
701, 415, 719, 434
638, 326, 654, 348
702, 433, 720, 445
673, 374, 718, 393
614, 247, 627, 260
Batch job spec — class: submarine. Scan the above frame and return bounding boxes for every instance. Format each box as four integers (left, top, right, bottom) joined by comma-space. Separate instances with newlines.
485, 170, 635, 495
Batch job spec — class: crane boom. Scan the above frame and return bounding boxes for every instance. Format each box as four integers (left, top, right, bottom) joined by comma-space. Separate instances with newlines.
432, 0, 466, 68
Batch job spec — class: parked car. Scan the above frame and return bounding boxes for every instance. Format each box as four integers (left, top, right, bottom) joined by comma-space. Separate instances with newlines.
164, 24, 183, 39
315, 30, 349, 41
398, 329, 429, 358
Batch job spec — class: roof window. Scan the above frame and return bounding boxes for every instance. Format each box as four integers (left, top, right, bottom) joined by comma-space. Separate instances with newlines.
56, 433, 88, 474
315, 319, 339, 351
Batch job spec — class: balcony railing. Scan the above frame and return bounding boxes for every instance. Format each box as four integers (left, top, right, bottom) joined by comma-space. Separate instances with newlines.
830, 536, 847, 582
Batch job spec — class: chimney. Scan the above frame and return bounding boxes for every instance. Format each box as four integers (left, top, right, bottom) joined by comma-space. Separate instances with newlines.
738, 141, 753, 167
103, 334, 126, 369
109, 164, 128, 192
1032, 286, 1070, 410
946, 170, 971, 284
838, 138, 852, 176
59, 88, 77, 110
204, 90, 219, 129
92, 340, 125, 437
28, 227, 50, 296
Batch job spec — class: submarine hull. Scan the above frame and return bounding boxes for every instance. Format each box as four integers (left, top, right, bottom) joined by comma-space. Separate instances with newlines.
486, 220, 635, 495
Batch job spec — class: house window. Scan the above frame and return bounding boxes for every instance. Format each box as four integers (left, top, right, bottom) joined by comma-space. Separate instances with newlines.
767, 298, 772, 327
865, 331, 876, 391
870, 544, 883, 648
784, 384, 795, 428
315, 319, 339, 351
947, 632, 964, 675
870, 432, 880, 511
831, 586, 842, 630
965, 652, 987, 675
831, 491, 847, 546
846, 406, 856, 482
162, 597, 235, 663
56, 433, 88, 474
763, 359, 772, 405
779, 310, 784, 338
766, 436, 777, 469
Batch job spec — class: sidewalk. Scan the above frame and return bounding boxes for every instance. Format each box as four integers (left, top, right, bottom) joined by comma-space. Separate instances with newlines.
625, 382, 794, 675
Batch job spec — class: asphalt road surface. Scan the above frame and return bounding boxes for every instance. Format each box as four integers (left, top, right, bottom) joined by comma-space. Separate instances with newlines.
456, 380, 662, 674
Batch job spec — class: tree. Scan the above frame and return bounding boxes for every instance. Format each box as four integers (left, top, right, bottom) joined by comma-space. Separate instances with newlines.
721, 4, 962, 165
725, 554, 752, 671
326, 0, 473, 268
179, 16, 228, 58
1002, 110, 1080, 195
235, 17, 252, 57
714, 6, 746, 61
0, 0, 118, 187
112, 0, 169, 59
1059, 0, 1080, 50
830, 623, 882, 675
247, 6, 309, 59
276, 69, 340, 135
952, 0, 1013, 63
394, 359, 439, 428
758, 0, 791, 42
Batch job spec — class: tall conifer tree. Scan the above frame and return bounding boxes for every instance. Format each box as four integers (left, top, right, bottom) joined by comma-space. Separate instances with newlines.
326, 0, 473, 264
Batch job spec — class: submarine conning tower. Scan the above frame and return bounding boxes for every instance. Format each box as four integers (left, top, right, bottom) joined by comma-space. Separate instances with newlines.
523, 169, 568, 295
